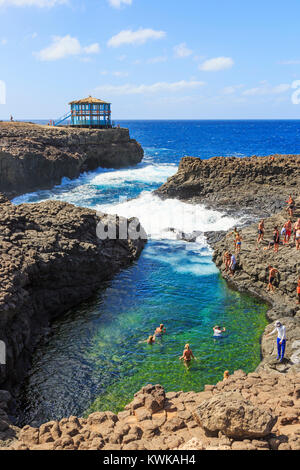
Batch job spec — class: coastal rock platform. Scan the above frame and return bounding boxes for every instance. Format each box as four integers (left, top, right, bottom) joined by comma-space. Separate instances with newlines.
1, 370, 299, 450
0, 122, 144, 199
156, 154, 300, 219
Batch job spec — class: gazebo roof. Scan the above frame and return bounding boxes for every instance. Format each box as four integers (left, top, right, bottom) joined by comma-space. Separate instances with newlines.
69, 96, 111, 105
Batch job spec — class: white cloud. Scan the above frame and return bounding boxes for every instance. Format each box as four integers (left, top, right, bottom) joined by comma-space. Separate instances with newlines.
174, 42, 192, 58
107, 28, 166, 48
199, 56, 234, 72
107, 0, 132, 8
95, 80, 205, 95
222, 84, 244, 95
0, 0, 66, 7
35, 35, 100, 61
147, 56, 167, 64
243, 83, 291, 96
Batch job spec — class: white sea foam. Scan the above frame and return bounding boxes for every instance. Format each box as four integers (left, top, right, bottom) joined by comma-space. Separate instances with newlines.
97, 192, 237, 241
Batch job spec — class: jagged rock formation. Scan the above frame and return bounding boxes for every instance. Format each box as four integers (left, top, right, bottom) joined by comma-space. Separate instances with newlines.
212, 198, 300, 374
1, 370, 299, 450
0, 122, 144, 198
156, 155, 300, 218
0, 194, 146, 395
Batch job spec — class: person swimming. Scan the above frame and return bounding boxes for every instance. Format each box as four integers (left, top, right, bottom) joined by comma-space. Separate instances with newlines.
154, 324, 166, 338
147, 335, 155, 344
213, 325, 226, 338
179, 344, 196, 367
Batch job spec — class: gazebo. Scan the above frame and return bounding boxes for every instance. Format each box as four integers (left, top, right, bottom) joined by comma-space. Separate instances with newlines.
68, 96, 112, 128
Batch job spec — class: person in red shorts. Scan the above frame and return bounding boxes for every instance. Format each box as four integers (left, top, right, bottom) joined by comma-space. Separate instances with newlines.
284, 219, 292, 245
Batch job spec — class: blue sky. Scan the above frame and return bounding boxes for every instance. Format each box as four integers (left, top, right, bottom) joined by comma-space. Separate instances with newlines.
1, 0, 300, 119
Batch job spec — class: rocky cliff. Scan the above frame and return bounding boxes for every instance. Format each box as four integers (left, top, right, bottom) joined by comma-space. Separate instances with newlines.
156, 155, 300, 218
0, 122, 144, 199
0, 194, 146, 395
1, 370, 299, 450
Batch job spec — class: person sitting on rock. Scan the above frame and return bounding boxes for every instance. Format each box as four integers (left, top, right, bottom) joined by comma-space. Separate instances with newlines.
273, 226, 280, 253
223, 370, 230, 380
179, 344, 196, 367
264, 320, 286, 362
267, 266, 279, 293
154, 324, 166, 338
257, 219, 265, 247
223, 250, 231, 272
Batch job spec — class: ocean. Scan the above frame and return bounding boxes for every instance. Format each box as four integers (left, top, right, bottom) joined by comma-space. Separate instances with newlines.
14, 120, 300, 426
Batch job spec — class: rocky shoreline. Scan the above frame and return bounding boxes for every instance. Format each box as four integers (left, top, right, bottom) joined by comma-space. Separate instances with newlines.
0, 122, 144, 199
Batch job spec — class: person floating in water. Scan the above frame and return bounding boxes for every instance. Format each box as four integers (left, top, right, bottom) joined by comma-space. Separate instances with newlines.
264, 320, 286, 362
213, 325, 226, 338
179, 344, 196, 368
147, 335, 155, 344
154, 324, 166, 338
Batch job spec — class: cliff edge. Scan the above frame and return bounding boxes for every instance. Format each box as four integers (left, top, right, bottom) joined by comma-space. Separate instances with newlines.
0, 122, 144, 199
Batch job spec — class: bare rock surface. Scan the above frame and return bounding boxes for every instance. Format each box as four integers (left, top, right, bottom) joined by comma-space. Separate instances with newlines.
156, 155, 300, 218
0, 122, 144, 198
2, 369, 299, 450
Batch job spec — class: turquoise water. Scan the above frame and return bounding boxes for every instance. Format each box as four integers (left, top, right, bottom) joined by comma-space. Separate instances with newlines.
14, 120, 288, 427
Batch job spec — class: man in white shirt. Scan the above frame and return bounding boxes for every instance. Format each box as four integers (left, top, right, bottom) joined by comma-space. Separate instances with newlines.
265, 320, 286, 362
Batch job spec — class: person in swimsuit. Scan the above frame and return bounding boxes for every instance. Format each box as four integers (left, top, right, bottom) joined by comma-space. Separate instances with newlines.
257, 220, 265, 247
154, 324, 166, 338
286, 195, 295, 218
235, 233, 243, 254
213, 325, 226, 338
267, 265, 278, 293
273, 226, 280, 253
284, 220, 292, 245
223, 250, 231, 272
296, 228, 300, 251
179, 344, 196, 368
297, 276, 300, 304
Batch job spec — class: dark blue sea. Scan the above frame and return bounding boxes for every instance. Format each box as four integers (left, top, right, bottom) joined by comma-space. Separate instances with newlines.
14, 120, 300, 426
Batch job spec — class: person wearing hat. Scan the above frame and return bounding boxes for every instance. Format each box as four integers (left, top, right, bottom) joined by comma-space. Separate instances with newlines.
264, 321, 286, 362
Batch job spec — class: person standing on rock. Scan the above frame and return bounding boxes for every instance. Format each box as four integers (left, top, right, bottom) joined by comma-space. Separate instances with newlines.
229, 253, 236, 276
235, 233, 243, 254
265, 320, 287, 362
283, 220, 292, 245
297, 276, 300, 305
273, 226, 280, 253
267, 266, 278, 293
257, 220, 265, 247
286, 195, 295, 218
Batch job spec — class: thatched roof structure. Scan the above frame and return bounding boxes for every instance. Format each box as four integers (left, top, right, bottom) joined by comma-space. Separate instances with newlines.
69, 96, 110, 105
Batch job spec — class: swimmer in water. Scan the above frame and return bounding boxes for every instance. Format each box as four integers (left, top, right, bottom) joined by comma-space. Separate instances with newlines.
147, 335, 155, 344
154, 324, 166, 338
179, 344, 196, 368
213, 325, 226, 338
